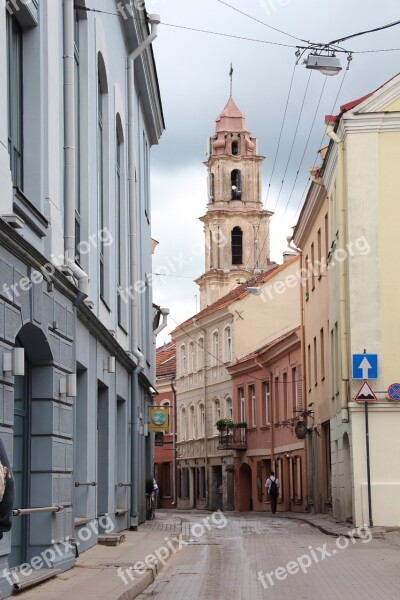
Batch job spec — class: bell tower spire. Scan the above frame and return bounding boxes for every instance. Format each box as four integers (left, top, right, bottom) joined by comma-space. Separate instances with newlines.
196, 98, 273, 309
229, 63, 233, 97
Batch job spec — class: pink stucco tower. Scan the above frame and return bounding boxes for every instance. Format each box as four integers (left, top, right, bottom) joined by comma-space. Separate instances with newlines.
196, 97, 273, 309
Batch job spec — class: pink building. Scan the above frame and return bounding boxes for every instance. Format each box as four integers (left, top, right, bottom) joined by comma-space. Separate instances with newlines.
227, 328, 307, 513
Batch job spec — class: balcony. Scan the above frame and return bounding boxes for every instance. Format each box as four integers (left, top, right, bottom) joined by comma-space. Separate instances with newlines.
217, 425, 247, 450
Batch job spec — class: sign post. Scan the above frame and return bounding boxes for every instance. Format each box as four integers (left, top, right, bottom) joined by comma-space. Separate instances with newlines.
354, 380, 376, 528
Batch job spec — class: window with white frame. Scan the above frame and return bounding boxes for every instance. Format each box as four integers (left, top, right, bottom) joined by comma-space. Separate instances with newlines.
189, 342, 195, 372
181, 408, 188, 441
263, 381, 271, 425
180, 344, 186, 376
224, 326, 232, 362
190, 405, 196, 439
214, 398, 221, 425
239, 388, 245, 422
198, 337, 204, 369
250, 385, 256, 427
212, 331, 219, 365
199, 403, 205, 437
226, 397, 232, 420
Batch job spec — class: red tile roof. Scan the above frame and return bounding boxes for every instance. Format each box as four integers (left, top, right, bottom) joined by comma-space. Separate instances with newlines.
156, 340, 176, 378
171, 258, 299, 335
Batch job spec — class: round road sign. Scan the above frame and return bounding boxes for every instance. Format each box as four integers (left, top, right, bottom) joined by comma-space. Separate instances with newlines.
388, 383, 400, 400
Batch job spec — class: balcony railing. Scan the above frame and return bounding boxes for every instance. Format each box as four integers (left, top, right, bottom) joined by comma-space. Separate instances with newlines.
217, 426, 247, 450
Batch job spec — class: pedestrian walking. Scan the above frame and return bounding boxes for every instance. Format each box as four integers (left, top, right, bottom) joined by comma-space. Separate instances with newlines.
265, 471, 279, 514
153, 478, 159, 509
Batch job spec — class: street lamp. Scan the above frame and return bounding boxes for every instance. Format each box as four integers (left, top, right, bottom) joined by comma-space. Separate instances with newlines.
304, 53, 342, 76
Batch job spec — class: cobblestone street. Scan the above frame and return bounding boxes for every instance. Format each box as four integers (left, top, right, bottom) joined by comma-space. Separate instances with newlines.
137, 512, 400, 600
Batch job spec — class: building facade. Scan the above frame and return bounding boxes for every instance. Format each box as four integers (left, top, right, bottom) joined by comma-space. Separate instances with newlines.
227, 328, 306, 513
154, 341, 176, 509
0, 1, 164, 595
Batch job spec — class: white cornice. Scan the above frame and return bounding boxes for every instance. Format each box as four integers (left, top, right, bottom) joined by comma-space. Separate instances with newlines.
342, 111, 400, 134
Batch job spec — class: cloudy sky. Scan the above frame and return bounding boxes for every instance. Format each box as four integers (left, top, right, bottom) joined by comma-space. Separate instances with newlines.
149, 0, 400, 343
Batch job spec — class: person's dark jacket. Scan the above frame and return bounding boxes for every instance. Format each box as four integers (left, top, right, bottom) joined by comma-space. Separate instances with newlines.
0, 437, 15, 539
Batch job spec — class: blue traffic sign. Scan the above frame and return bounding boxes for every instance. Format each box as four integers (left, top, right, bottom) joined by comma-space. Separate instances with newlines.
388, 383, 400, 400
352, 354, 378, 380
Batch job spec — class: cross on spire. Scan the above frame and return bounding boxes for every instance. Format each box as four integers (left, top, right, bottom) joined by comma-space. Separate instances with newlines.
229, 63, 233, 97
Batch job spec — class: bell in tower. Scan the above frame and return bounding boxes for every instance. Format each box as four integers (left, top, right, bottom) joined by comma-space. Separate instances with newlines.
196, 96, 273, 309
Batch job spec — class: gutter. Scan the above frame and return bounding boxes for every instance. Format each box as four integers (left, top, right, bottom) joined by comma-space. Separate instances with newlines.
326, 122, 350, 423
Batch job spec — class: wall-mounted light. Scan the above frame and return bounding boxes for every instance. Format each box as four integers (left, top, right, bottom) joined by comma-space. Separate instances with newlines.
3, 348, 25, 376
103, 356, 116, 374
60, 374, 77, 398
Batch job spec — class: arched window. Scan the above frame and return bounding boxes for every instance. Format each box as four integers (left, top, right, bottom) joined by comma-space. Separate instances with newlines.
231, 141, 238, 155
180, 344, 186, 376
190, 405, 196, 439
212, 331, 219, 365
209, 172, 215, 201
199, 403, 205, 437
231, 227, 243, 265
181, 407, 188, 441
231, 170, 241, 199
214, 399, 221, 423
224, 326, 232, 362
189, 342, 195, 372
198, 337, 204, 369
226, 397, 232, 420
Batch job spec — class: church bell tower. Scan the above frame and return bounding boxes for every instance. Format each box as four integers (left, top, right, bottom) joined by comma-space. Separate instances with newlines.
196, 97, 273, 309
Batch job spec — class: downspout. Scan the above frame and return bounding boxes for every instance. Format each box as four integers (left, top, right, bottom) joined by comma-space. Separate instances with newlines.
170, 378, 177, 505
202, 328, 209, 508
127, 14, 160, 527
326, 123, 349, 423
63, 0, 76, 264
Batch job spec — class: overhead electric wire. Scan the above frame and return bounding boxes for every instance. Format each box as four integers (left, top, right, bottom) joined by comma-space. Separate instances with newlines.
272, 70, 313, 214
328, 18, 400, 45
278, 75, 328, 225
216, 0, 309, 44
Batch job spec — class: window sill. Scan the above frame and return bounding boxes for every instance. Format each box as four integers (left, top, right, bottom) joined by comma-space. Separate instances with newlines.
100, 295, 111, 312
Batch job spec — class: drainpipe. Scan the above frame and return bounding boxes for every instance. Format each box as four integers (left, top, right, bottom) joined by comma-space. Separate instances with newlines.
326, 123, 349, 423
63, 0, 76, 264
202, 328, 209, 509
127, 14, 160, 528
170, 378, 177, 505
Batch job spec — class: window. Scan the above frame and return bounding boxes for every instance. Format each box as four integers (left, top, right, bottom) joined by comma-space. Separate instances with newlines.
334, 322, 339, 394
314, 336, 318, 386
198, 337, 204, 369
161, 401, 170, 434
239, 388, 245, 422
116, 124, 122, 322
189, 342, 195, 372
283, 372, 288, 420
224, 327, 232, 362
180, 408, 188, 441
7, 12, 23, 189
231, 227, 243, 265
190, 405, 196, 439
199, 404, 205, 437
97, 68, 106, 298
305, 255, 309, 299
74, 10, 81, 261
325, 213, 329, 265
320, 328, 325, 380
180, 345, 186, 376
263, 382, 271, 425
231, 170, 241, 199
214, 399, 221, 425
307, 344, 311, 392
226, 397, 232, 420
317, 228, 322, 277
311, 243, 315, 290
212, 331, 219, 365
250, 385, 256, 427
209, 172, 215, 200
274, 377, 279, 422
232, 141, 238, 155
292, 367, 298, 414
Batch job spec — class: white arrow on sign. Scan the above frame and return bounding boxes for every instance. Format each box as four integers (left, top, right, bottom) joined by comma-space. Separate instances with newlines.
359, 357, 372, 379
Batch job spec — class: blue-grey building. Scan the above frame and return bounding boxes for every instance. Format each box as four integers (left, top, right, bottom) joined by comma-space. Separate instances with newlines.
0, 0, 165, 595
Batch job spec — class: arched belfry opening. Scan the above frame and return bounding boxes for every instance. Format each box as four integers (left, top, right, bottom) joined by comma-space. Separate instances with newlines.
231, 227, 243, 265
231, 170, 241, 200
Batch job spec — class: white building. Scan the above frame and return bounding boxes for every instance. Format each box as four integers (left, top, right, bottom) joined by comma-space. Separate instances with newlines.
0, 0, 164, 594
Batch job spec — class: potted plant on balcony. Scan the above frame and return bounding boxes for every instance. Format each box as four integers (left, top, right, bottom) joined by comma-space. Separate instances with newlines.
234, 421, 247, 429
215, 418, 234, 431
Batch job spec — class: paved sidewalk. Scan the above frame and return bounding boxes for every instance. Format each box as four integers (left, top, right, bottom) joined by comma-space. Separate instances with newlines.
277, 511, 397, 538
14, 514, 183, 600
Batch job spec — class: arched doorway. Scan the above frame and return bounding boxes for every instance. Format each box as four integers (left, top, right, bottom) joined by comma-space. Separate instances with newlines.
238, 463, 252, 511
343, 433, 352, 521
10, 324, 53, 567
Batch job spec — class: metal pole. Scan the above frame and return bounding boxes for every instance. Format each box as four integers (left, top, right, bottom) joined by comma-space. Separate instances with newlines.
365, 401, 373, 527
